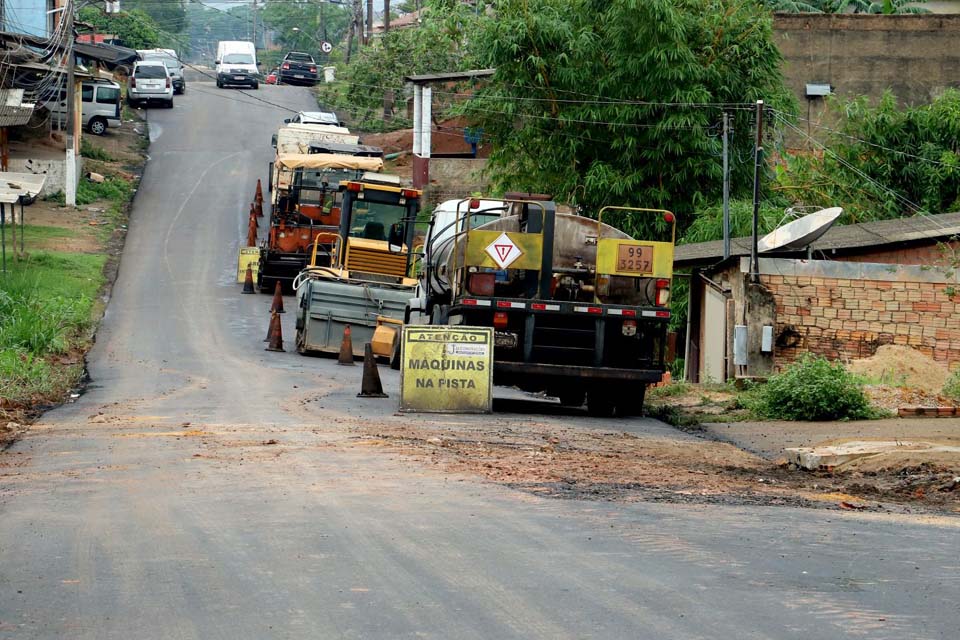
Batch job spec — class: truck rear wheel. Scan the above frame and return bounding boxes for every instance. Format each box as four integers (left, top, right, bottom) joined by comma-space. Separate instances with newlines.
587, 389, 615, 417
615, 386, 647, 417
558, 389, 585, 408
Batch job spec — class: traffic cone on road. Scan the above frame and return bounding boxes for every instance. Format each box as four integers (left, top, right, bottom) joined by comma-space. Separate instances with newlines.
255, 199, 263, 218
242, 265, 255, 294
265, 311, 284, 352
255, 179, 264, 205
246, 214, 258, 247
249, 203, 259, 225
338, 324, 355, 365
357, 343, 388, 398
270, 280, 285, 313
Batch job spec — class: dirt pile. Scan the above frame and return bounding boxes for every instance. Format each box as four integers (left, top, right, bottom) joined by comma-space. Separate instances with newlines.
848, 345, 949, 393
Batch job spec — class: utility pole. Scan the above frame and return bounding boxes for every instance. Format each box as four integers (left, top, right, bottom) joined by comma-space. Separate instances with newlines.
750, 100, 764, 283
722, 111, 731, 261
65, 0, 77, 207
252, 0, 257, 47
384, 0, 390, 35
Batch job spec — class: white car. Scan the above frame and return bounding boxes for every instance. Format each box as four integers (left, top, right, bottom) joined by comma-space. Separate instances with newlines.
285, 111, 341, 126
127, 61, 173, 108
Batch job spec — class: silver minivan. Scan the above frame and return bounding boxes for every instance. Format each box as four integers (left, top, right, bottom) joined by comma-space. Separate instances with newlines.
44, 79, 122, 135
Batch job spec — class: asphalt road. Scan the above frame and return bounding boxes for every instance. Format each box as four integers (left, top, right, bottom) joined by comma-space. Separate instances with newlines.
1, 82, 959, 639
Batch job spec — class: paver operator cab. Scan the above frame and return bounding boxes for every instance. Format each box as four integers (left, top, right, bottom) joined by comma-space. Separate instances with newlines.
294, 177, 422, 358
411, 196, 676, 416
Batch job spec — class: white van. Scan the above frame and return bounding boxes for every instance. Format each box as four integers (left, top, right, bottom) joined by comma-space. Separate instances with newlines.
44, 79, 122, 136
216, 41, 259, 89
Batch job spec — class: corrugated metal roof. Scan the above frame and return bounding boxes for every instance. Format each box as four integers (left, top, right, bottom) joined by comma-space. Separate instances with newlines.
674, 212, 960, 268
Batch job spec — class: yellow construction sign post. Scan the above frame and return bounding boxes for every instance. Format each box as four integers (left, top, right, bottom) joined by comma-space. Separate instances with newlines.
400, 326, 493, 413
237, 248, 260, 283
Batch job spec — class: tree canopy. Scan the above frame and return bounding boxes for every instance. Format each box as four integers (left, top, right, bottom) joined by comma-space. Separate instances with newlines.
78, 7, 164, 50
462, 0, 793, 231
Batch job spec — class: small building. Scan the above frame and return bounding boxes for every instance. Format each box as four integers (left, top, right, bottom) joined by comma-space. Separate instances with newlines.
675, 213, 960, 382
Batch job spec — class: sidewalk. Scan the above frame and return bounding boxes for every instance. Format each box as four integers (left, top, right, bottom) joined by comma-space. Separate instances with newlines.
702, 417, 960, 462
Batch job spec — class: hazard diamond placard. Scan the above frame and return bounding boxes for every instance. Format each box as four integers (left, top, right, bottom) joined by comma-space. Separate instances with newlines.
485, 232, 523, 269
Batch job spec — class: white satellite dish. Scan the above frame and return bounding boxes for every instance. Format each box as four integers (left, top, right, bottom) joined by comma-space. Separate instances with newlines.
758, 207, 843, 253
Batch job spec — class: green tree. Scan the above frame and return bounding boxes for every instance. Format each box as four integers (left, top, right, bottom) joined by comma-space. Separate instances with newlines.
463, 0, 793, 232
123, 0, 188, 33
79, 7, 163, 50
761, 0, 928, 12
261, 1, 352, 57
330, 0, 481, 126
774, 90, 960, 222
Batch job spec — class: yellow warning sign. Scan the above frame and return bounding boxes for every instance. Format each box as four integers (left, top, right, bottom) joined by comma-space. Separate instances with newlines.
400, 326, 493, 413
237, 247, 260, 283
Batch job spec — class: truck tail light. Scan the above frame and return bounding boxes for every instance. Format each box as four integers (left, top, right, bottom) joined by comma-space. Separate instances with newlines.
282, 63, 290, 70
622, 319, 637, 337
346, 182, 362, 192
493, 312, 508, 328
309, 67, 317, 73
166, 77, 171, 88
401, 189, 419, 199
656, 279, 670, 306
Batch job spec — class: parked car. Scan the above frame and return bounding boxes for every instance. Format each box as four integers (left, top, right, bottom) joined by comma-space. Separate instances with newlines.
127, 61, 174, 108
284, 110, 342, 126
43, 79, 122, 135
137, 49, 185, 94
266, 68, 278, 85
216, 41, 259, 89
278, 52, 318, 86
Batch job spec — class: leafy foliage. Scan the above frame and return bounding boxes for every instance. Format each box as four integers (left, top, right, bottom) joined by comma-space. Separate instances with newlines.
79, 7, 164, 50
745, 355, 875, 421
942, 368, 960, 401
261, 1, 352, 58
774, 90, 960, 223
123, 0, 187, 34
321, 0, 481, 129
463, 0, 794, 236
761, 0, 928, 12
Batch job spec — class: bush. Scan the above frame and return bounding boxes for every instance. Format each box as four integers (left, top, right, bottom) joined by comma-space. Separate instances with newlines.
943, 368, 960, 401
746, 355, 875, 421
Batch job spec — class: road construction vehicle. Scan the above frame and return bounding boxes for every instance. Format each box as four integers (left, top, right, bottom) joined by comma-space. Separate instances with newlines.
293, 175, 422, 358
409, 196, 676, 416
258, 153, 384, 292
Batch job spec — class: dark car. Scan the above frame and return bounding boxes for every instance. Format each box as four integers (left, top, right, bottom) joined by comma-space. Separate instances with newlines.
278, 52, 318, 86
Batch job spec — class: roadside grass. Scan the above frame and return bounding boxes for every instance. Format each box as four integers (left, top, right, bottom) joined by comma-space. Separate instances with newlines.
0, 251, 106, 406
1, 126, 142, 416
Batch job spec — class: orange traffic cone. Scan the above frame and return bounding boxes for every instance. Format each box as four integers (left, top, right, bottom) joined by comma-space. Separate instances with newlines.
246, 215, 258, 247
265, 311, 284, 352
338, 324, 355, 365
250, 203, 259, 225
242, 264, 255, 294
270, 280, 285, 313
255, 179, 264, 205
255, 199, 263, 218
357, 343, 388, 398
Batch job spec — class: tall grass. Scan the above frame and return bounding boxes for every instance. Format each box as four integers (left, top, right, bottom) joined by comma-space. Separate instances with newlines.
0, 251, 105, 404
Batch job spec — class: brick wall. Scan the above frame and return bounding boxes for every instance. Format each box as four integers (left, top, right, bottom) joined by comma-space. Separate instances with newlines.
762, 273, 960, 367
